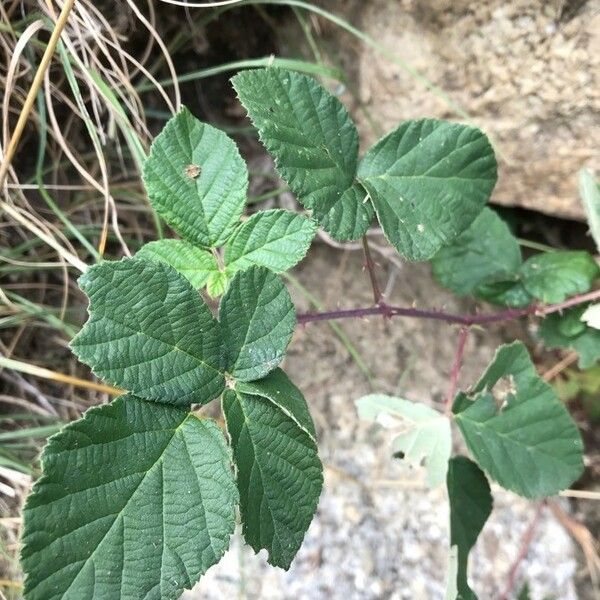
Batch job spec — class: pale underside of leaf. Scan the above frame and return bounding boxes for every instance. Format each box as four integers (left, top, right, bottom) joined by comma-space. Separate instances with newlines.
358, 119, 497, 261
356, 394, 451, 487
581, 304, 600, 330
71, 258, 225, 406
223, 389, 322, 569
22, 395, 238, 600
579, 168, 600, 253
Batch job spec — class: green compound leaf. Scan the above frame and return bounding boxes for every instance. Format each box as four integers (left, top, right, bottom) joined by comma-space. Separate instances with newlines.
143, 107, 247, 248
453, 341, 584, 498
358, 119, 497, 261
232, 68, 373, 241
22, 395, 238, 600
224, 209, 317, 274
136, 239, 218, 289
356, 394, 451, 488
223, 388, 322, 569
236, 368, 316, 441
447, 456, 493, 600
540, 307, 600, 369
71, 259, 225, 407
432, 207, 522, 296
219, 266, 295, 381
520, 251, 599, 304
579, 169, 600, 252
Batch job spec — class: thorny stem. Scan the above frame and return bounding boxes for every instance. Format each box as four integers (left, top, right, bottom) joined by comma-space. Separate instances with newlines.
296, 287, 600, 327
361, 235, 384, 307
445, 327, 469, 414
498, 502, 545, 600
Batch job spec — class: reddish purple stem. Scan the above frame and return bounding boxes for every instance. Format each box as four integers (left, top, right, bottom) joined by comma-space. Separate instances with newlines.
445, 327, 469, 413
296, 288, 600, 327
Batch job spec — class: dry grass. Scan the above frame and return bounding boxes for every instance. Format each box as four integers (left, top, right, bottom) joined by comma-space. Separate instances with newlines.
0, 2, 190, 592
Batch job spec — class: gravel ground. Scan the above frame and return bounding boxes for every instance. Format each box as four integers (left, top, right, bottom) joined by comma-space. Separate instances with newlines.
188, 246, 581, 600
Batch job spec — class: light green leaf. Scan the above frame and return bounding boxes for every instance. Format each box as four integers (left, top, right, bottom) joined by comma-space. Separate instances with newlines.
579, 169, 600, 252
520, 251, 599, 304
432, 207, 522, 296
236, 368, 316, 441
136, 239, 218, 288
71, 258, 225, 407
22, 395, 238, 600
143, 107, 247, 248
356, 394, 451, 487
232, 68, 373, 240
219, 266, 295, 381
539, 307, 600, 369
206, 270, 229, 298
453, 342, 584, 498
224, 209, 317, 274
223, 388, 322, 569
447, 456, 492, 600
358, 119, 497, 261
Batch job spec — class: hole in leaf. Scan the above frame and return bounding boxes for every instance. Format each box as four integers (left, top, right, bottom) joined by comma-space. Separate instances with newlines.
491, 375, 516, 411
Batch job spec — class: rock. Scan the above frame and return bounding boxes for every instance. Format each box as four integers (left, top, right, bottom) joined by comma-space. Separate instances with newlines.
323, 0, 600, 221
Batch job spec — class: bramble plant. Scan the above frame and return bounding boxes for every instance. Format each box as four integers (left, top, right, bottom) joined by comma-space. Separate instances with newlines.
20, 68, 600, 599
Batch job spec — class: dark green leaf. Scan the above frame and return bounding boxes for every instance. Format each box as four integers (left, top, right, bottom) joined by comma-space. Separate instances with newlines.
447, 456, 492, 600
143, 107, 247, 247
223, 388, 322, 569
232, 68, 373, 240
22, 395, 238, 600
219, 266, 295, 381
474, 279, 533, 308
236, 368, 316, 441
520, 251, 599, 304
539, 308, 600, 369
453, 342, 584, 498
358, 119, 497, 261
71, 259, 225, 407
432, 207, 522, 296
136, 239, 218, 288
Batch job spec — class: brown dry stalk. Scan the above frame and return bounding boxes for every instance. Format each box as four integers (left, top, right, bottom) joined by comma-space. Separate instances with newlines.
0, 0, 77, 187
0, 356, 122, 396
